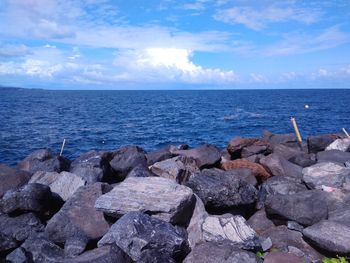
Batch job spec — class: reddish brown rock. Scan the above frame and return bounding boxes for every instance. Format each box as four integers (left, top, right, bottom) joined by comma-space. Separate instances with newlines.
221, 159, 271, 179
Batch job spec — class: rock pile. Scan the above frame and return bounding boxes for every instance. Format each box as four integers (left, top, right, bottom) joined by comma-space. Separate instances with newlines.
1, 131, 350, 262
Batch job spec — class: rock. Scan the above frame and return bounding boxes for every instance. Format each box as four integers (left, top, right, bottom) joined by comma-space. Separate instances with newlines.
6, 247, 30, 263
95, 177, 195, 225
247, 209, 275, 235
146, 146, 174, 166
70, 150, 114, 184
264, 252, 304, 263
317, 149, 350, 164
262, 131, 299, 148
259, 154, 303, 181
150, 155, 200, 184
45, 183, 111, 256
287, 221, 304, 232
272, 144, 303, 160
127, 164, 155, 178
18, 149, 70, 174
202, 214, 261, 250
185, 169, 257, 211
288, 153, 316, 168
0, 164, 30, 198
307, 134, 339, 153
227, 136, 261, 157
2, 183, 62, 215
303, 220, 350, 254
261, 237, 273, 251
302, 162, 350, 189
325, 189, 350, 212
172, 144, 221, 168
183, 241, 262, 263
328, 205, 350, 227
109, 145, 147, 181
0, 213, 44, 253
98, 211, 190, 262
29, 171, 86, 201
241, 145, 267, 158
326, 138, 350, 151
221, 159, 271, 179
265, 190, 328, 226
63, 245, 133, 263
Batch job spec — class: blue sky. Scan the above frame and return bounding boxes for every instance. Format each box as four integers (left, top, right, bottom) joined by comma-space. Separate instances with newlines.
0, 0, 350, 89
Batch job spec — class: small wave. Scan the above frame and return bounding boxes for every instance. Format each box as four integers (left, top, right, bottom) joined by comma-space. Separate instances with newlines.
221, 108, 264, 121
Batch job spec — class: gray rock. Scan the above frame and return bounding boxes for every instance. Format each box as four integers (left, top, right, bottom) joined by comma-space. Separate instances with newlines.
261, 237, 273, 251
150, 155, 200, 184
146, 146, 174, 166
303, 220, 350, 254
29, 171, 86, 201
302, 162, 350, 189
227, 136, 262, 158
110, 145, 147, 181
328, 205, 350, 227
287, 221, 304, 232
18, 149, 70, 174
326, 138, 350, 151
0, 213, 44, 253
288, 153, 316, 168
6, 247, 30, 263
317, 149, 350, 164
247, 209, 275, 235
98, 211, 190, 262
324, 189, 350, 212
95, 177, 195, 225
45, 183, 111, 256
0, 164, 30, 198
127, 164, 156, 178
265, 190, 328, 226
262, 131, 299, 148
241, 145, 267, 158
307, 134, 339, 154
183, 241, 262, 263
185, 168, 257, 211
272, 144, 303, 160
263, 252, 304, 263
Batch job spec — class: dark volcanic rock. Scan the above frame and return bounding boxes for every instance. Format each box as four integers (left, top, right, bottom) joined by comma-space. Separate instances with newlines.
241, 145, 267, 158
185, 168, 257, 211
227, 136, 265, 158
265, 190, 328, 226
0, 213, 44, 253
288, 152, 316, 168
6, 247, 30, 263
70, 150, 114, 184
262, 131, 299, 148
0, 164, 30, 198
317, 149, 350, 164
98, 211, 190, 263
146, 146, 174, 166
307, 134, 339, 153
127, 164, 155, 178
45, 183, 111, 256
271, 144, 302, 160
303, 220, 350, 254
18, 149, 70, 174
264, 252, 304, 263
109, 145, 147, 181
247, 209, 275, 235
183, 241, 262, 263
328, 205, 350, 227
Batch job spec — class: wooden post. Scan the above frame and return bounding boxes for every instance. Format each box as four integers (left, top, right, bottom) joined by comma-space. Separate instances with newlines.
60, 139, 66, 156
290, 117, 303, 149
342, 128, 350, 138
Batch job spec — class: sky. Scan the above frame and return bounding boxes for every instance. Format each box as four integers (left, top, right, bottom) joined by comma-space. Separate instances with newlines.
0, 0, 350, 89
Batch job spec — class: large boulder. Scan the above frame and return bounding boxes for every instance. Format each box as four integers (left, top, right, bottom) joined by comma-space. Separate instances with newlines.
265, 190, 328, 226
0, 213, 44, 253
262, 131, 299, 148
18, 149, 70, 174
29, 171, 86, 201
150, 155, 200, 184
98, 211, 190, 262
272, 144, 302, 160
307, 134, 339, 153
45, 183, 111, 256
221, 159, 271, 179
146, 144, 188, 166
173, 144, 221, 168
126, 164, 156, 178
227, 136, 262, 158
241, 145, 268, 158
109, 145, 147, 181
328, 205, 350, 227
70, 150, 114, 184
95, 177, 195, 225
326, 138, 350, 151
303, 220, 350, 254
317, 149, 350, 164
185, 169, 257, 212
288, 152, 316, 168
183, 241, 262, 263
302, 162, 350, 189
0, 164, 30, 198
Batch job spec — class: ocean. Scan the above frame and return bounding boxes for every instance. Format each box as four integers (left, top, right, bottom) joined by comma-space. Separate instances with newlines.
1, 89, 349, 166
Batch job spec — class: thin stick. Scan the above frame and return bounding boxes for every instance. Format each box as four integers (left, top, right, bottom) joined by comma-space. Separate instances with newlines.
60, 139, 66, 156
342, 128, 350, 138
291, 117, 302, 143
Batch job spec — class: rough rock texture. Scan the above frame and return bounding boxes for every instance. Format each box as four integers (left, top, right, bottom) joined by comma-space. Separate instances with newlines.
325, 189, 350, 212
307, 134, 339, 153
95, 177, 195, 225
183, 241, 262, 263
247, 209, 275, 235
150, 155, 200, 184
70, 150, 114, 184
185, 169, 257, 211
98, 211, 190, 263
0, 213, 44, 253
173, 144, 221, 168
45, 183, 111, 256
303, 220, 350, 254
221, 159, 271, 179
259, 154, 303, 181
227, 136, 261, 157
1, 183, 62, 215
109, 145, 147, 181
302, 162, 350, 189
146, 147, 174, 166
241, 145, 267, 158
317, 149, 350, 164
326, 138, 350, 151
127, 164, 155, 178
288, 152, 316, 168
202, 214, 260, 250
265, 190, 328, 226
328, 205, 350, 227
264, 252, 305, 263
5, 247, 29, 263
272, 144, 303, 160
18, 149, 70, 174
0, 164, 31, 198
263, 131, 299, 148
29, 171, 86, 201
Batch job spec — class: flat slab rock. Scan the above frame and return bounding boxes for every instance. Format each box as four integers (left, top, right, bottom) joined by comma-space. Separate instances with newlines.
326, 138, 350, 152
95, 177, 195, 225
317, 150, 350, 164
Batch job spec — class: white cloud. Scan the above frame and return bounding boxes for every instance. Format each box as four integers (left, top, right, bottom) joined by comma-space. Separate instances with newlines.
0, 43, 31, 57
250, 73, 267, 83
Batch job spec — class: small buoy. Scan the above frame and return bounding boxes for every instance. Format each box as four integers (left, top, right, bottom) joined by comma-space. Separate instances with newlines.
304, 104, 309, 109
102, 140, 105, 144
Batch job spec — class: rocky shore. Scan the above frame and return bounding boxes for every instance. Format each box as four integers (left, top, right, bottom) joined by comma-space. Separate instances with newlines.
1, 130, 350, 263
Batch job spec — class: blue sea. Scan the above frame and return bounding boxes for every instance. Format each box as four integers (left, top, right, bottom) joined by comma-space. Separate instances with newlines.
1, 89, 349, 166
